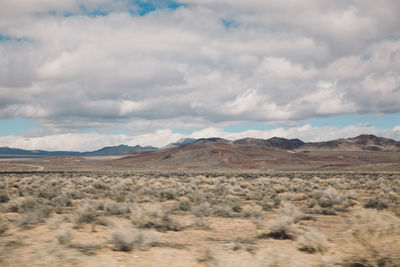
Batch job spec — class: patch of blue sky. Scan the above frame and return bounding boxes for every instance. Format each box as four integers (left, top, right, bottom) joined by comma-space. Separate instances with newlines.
130, 0, 186, 16
0, 119, 39, 136
64, 10, 110, 18
62, 4, 111, 18
222, 113, 400, 133
60, 1, 186, 18
0, 34, 30, 43
222, 19, 239, 29
80, 4, 112, 17
306, 113, 400, 129
362, 54, 371, 61
0, 34, 11, 42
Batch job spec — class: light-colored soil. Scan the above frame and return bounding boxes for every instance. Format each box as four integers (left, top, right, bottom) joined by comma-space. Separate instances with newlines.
0, 170, 399, 266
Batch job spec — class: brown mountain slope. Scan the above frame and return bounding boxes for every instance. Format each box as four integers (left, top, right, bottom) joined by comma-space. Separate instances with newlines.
114, 141, 296, 169
112, 135, 400, 170
2, 136, 400, 171
299, 134, 400, 152
113, 139, 366, 170
234, 137, 304, 150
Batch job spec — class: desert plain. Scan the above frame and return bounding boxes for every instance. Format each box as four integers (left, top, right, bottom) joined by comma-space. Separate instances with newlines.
1, 138, 400, 267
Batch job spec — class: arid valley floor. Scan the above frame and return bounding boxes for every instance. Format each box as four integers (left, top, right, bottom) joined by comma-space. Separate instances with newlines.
1, 150, 400, 267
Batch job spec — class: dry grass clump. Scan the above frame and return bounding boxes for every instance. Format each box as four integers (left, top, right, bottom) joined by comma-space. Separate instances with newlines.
241, 204, 264, 218
4, 196, 41, 213
267, 216, 299, 240
264, 202, 305, 240
242, 204, 265, 228
52, 193, 72, 214
111, 227, 140, 251
54, 227, 73, 245
111, 226, 157, 251
4, 196, 52, 228
215, 248, 311, 267
18, 211, 48, 229
317, 187, 347, 208
74, 200, 105, 227
130, 203, 184, 232
0, 192, 9, 203
307, 187, 356, 215
298, 227, 328, 253
197, 248, 217, 265
0, 219, 8, 235
0, 171, 399, 266
175, 198, 192, 211
213, 204, 235, 217
47, 217, 64, 230
330, 208, 400, 266
363, 191, 392, 210
104, 199, 130, 216
278, 202, 305, 223
191, 202, 211, 217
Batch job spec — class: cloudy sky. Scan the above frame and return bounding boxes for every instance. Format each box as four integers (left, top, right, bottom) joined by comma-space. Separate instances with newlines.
1, 0, 400, 151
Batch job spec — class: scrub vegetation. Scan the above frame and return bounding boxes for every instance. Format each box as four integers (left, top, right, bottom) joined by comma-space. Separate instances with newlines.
0, 171, 399, 266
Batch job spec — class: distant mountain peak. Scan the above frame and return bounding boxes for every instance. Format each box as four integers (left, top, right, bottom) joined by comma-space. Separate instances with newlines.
162, 138, 197, 149
176, 138, 196, 143
301, 134, 400, 151
195, 137, 230, 143
1, 134, 399, 159
233, 137, 304, 150
0, 144, 157, 158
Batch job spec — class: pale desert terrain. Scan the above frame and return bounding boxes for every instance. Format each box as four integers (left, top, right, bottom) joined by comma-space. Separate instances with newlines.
0, 165, 399, 266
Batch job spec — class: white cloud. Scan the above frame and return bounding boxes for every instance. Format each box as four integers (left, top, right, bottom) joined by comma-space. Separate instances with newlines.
0, 0, 400, 135
1, 124, 399, 152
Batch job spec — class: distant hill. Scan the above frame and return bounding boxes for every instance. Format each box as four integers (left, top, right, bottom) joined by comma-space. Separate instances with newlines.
0, 144, 157, 158
1, 134, 399, 159
0, 147, 80, 158
234, 137, 305, 150
195, 137, 230, 143
115, 140, 291, 169
80, 144, 157, 156
300, 134, 400, 152
113, 134, 400, 170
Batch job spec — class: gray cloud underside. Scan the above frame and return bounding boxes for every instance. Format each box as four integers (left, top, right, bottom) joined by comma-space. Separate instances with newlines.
1, 125, 400, 152
0, 0, 400, 133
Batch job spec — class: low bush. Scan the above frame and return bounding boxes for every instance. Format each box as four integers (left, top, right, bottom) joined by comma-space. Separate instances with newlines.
74, 201, 101, 225
278, 202, 305, 223
267, 217, 298, 239
131, 204, 184, 232
0, 220, 8, 235
55, 228, 72, 245
298, 228, 328, 253
331, 209, 400, 266
0, 192, 9, 203
111, 227, 154, 251
104, 199, 129, 215
317, 187, 346, 208
364, 197, 390, 210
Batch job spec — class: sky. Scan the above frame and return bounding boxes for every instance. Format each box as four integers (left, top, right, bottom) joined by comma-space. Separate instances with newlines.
0, 0, 400, 151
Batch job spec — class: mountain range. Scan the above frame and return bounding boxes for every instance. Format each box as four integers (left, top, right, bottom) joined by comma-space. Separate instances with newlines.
0, 144, 156, 158
112, 135, 400, 170
0, 134, 399, 159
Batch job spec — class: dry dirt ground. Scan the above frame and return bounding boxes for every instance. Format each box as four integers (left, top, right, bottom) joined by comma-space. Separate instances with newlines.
0, 169, 399, 266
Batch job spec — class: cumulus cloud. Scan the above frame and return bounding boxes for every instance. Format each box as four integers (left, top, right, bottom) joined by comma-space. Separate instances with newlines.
0, 0, 399, 136
1, 124, 399, 152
